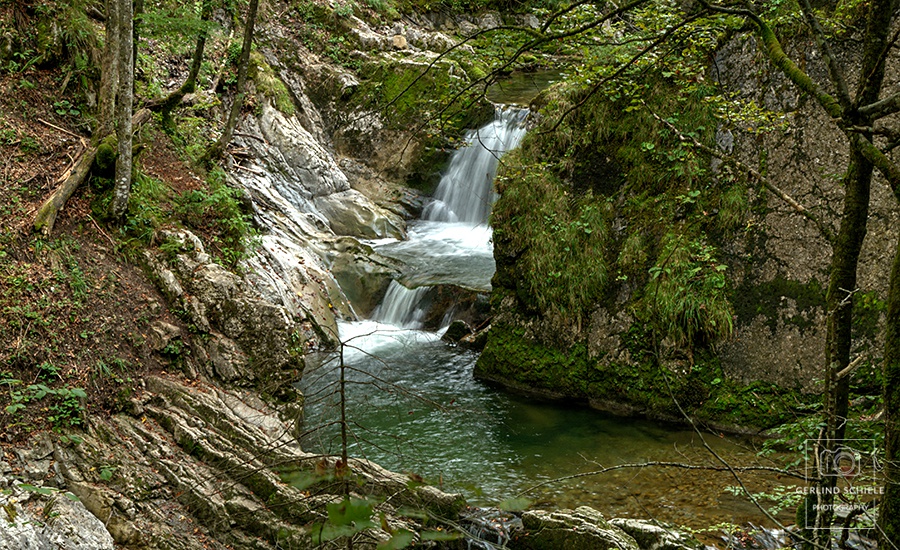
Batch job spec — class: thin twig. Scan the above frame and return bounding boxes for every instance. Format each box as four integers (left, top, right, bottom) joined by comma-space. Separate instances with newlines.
87, 215, 116, 247
37, 118, 83, 139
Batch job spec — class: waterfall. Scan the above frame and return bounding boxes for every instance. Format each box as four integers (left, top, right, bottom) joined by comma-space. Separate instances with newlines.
373, 105, 529, 328
422, 106, 530, 225
372, 281, 430, 328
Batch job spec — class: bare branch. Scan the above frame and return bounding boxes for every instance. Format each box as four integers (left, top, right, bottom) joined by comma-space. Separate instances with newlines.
701, 0, 844, 119
858, 91, 900, 119
645, 104, 836, 244
799, 0, 852, 111
516, 460, 809, 497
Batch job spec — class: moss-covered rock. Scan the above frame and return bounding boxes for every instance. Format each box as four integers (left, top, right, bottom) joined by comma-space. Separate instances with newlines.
475, 318, 816, 430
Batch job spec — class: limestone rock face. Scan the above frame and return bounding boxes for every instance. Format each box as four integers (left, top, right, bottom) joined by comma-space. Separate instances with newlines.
143, 229, 311, 386
255, 101, 350, 200
517, 506, 640, 550
0, 475, 115, 550
30, 375, 466, 550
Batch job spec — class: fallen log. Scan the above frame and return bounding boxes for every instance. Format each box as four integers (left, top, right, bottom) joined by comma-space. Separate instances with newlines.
33, 108, 152, 237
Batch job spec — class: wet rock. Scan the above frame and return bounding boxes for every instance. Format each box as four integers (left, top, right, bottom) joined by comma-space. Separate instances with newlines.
609, 518, 704, 550
459, 325, 489, 351
314, 189, 406, 239
442, 320, 472, 343
517, 506, 639, 550
330, 249, 400, 317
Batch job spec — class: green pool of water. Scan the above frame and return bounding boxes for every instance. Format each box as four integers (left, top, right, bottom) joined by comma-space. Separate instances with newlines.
300, 322, 795, 531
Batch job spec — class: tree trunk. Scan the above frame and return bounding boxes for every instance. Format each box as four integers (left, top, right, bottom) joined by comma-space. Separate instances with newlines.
205, 0, 258, 161
33, 109, 151, 236
879, 232, 900, 548
96, 0, 120, 141
133, 0, 143, 75
109, 0, 134, 220
155, 0, 212, 117
807, 149, 872, 547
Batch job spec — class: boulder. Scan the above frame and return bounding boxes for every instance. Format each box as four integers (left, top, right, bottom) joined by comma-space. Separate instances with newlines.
517, 506, 640, 550
442, 320, 472, 343
609, 518, 704, 550
314, 189, 406, 239
478, 12, 502, 29
391, 34, 408, 50
330, 249, 399, 317
147, 320, 181, 352
0, 476, 115, 550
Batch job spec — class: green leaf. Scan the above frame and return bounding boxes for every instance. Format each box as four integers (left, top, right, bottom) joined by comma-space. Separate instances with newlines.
332, 498, 373, 524
70, 388, 87, 398
18, 484, 54, 495
420, 529, 461, 541
498, 496, 531, 511
377, 529, 415, 549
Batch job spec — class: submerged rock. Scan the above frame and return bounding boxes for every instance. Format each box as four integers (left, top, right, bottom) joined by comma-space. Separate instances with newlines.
442, 319, 472, 343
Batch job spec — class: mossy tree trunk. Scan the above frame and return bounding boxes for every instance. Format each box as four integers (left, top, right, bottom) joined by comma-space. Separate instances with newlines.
109, 0, 134, 220
697, 1, 899, 544
96, 0, 119, 141
880, 234, 900, 547
205, 0, 258, 161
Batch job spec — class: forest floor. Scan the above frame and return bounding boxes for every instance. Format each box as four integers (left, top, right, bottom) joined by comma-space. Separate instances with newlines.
0, 67, 206, 445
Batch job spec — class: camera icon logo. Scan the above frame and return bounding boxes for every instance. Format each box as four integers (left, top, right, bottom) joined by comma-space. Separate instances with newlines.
818, 446, 861, 478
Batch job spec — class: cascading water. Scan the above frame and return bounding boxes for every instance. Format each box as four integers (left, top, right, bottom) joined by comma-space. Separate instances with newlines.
370, 106, 530, 326
422, 106, 530, 224
370, 281, 430, 329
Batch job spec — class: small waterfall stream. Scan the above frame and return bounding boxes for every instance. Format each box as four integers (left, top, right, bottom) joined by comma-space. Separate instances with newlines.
422, 107, 530, 224
371, 106, 529, 325
299, 102, 794, 536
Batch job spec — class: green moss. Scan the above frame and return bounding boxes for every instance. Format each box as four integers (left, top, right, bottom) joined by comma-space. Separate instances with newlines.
476, 321, 815, 429
95, 135, 118, 174
475, 321, 595, 398
249, 51, 295, 115
730, 275, 825, 332
852, 290, 887, 340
